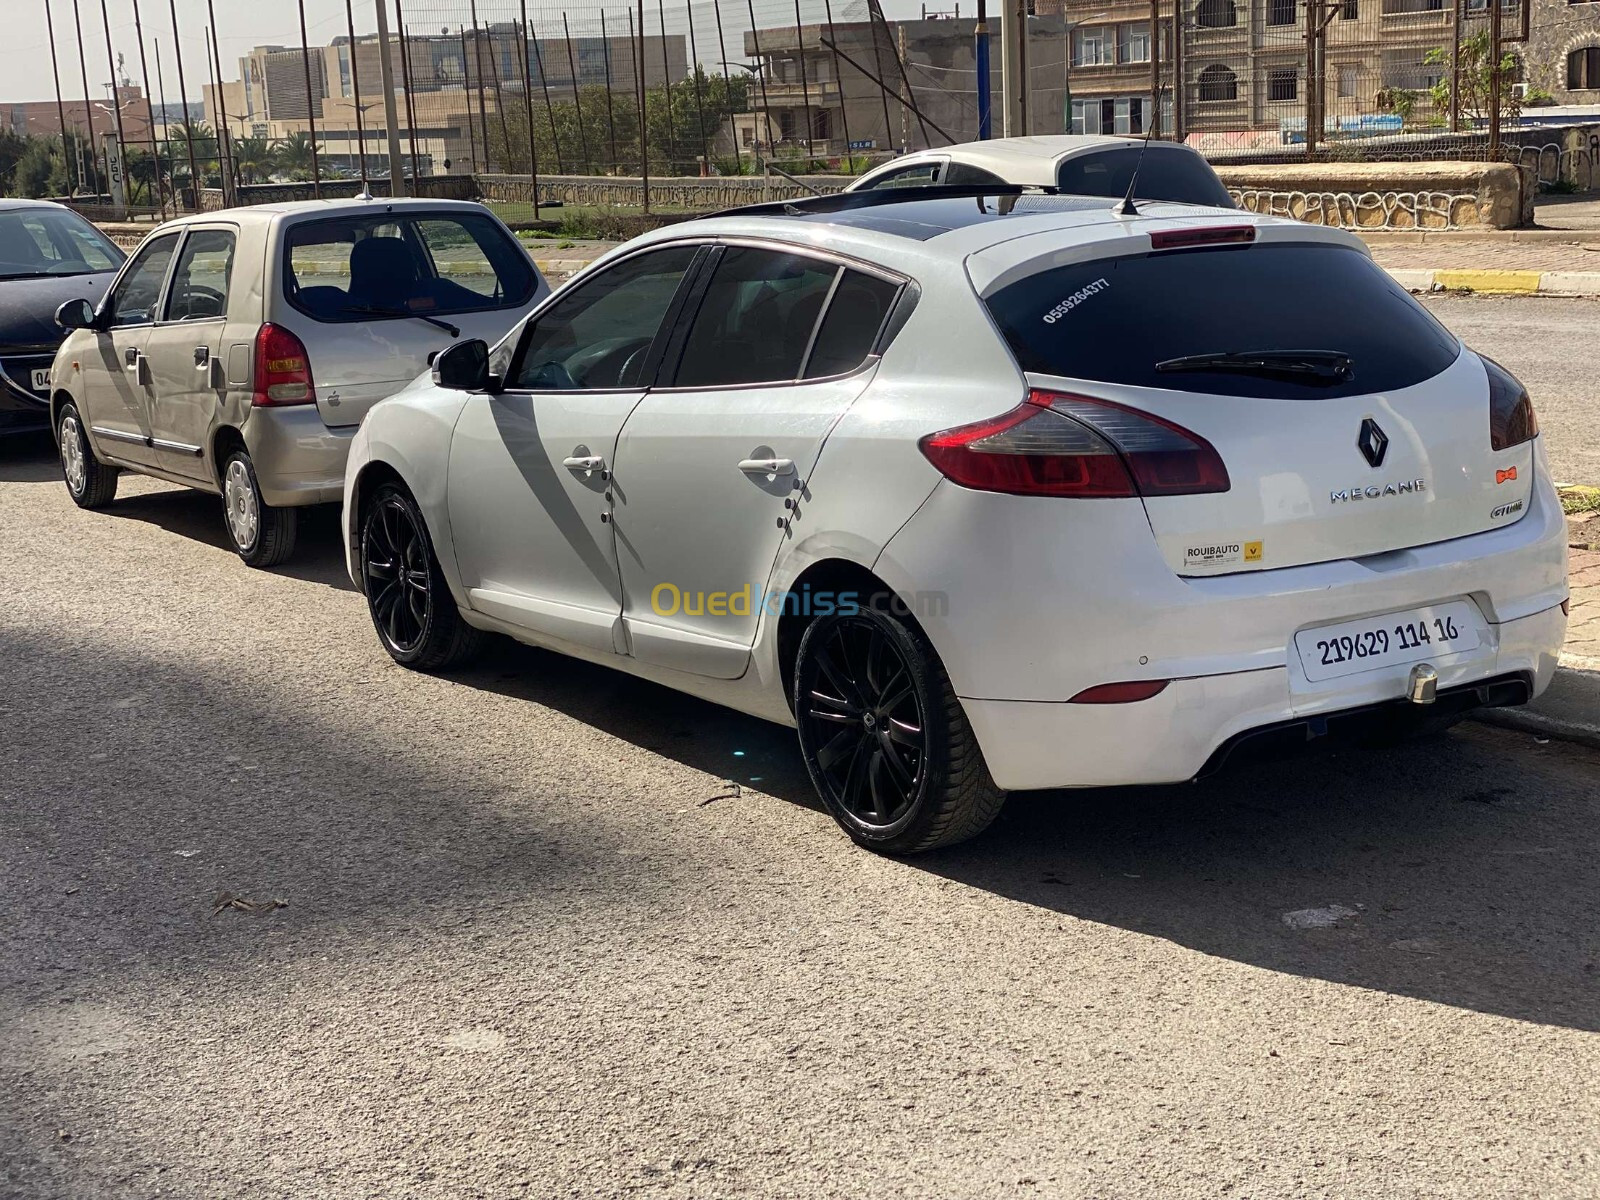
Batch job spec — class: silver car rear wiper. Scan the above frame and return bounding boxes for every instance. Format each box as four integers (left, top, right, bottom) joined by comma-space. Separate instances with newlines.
347, 303, 460, 338
1155, 349, 1353, 382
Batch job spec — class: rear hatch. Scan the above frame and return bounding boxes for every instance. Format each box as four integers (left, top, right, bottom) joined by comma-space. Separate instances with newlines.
976, 233, 1536, 576
277, 207, 549, 428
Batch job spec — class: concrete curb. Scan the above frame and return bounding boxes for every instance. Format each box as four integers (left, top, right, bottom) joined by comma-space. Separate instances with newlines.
1386, 268, 1600, 297
1474, 663, 1600, 751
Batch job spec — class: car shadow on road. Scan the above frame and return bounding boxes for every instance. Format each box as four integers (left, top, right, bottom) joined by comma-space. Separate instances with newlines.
0, 431, 60, 483
440, 640, 1600, 1031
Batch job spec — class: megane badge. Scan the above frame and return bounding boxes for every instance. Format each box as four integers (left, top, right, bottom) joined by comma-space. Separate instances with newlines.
1358, 418, 1388, 468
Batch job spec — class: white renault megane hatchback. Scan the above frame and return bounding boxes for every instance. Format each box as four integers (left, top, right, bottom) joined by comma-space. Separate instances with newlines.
343, 187, 1568, 854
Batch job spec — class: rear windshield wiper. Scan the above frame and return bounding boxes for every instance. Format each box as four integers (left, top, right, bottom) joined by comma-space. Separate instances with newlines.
1155, 349, 1353, 383
346, 303, 460, 338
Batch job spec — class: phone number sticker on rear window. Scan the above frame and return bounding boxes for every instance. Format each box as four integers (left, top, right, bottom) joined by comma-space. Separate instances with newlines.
1042, 278, 1109, 325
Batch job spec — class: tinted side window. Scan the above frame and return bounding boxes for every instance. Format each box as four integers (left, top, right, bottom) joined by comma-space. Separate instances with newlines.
984, 243, 1459, 400
1056, 146, 1234, 207
803, 270, 901, 378
673, 247, 838, 387
165, 229, 237, 321
943, 162, 1008, 187
861, 161, 941, 190
511, 245, 697, 390
108, 233, 180, 328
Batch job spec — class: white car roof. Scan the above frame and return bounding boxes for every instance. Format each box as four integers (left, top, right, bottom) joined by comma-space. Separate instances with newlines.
146, 196, 495, 231
855, 135, 1194, 187
615, 194, 1361, 284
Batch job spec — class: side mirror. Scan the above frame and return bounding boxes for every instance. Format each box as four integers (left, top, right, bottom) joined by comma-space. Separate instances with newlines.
431, 338, 499, 392
55, 298, 97, 331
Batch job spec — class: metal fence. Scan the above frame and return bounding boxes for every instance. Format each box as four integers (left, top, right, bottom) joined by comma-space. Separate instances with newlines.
30, 0, 1580, 224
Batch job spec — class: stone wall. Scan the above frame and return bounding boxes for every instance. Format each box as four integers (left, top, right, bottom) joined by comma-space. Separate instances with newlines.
198, 174, 477, 212
476, 172, 850, 210
1216, 161, 1532, 230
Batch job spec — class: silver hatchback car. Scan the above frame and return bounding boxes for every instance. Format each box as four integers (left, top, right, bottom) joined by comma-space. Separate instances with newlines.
49, 197, 548, 565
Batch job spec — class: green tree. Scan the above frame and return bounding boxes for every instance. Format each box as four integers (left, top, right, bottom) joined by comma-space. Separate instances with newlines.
12, 139, 60, 198
273, 130, 319, 174
1426, 31, 1522, 126
232, 136, 274, 184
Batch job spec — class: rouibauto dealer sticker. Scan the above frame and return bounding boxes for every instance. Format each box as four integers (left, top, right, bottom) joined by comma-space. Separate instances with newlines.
1184, 540, 1263, 568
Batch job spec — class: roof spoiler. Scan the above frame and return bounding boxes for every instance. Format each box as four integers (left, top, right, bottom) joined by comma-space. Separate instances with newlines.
696, 183, 1061, 222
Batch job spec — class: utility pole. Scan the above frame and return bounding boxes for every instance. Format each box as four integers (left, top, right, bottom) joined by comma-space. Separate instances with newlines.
1448, 0, 1461, 132
975, 0, 991, 139
373, 0, 407, 194
1000, 0, 1027, 136
1149, 0, 1161, 137
1303, 0, 1338, 155
1171, 0, 1184, 140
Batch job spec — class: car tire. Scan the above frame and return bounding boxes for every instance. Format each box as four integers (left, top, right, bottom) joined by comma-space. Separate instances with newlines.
221, 449, 297, 568
56, 402, 117, 509
794, 598, 1006, 854
360, 482, 486, 671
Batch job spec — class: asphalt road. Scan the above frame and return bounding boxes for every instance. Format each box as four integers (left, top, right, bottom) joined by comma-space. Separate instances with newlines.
1420, 295, 1600, 486
3, 310, 1600, 1195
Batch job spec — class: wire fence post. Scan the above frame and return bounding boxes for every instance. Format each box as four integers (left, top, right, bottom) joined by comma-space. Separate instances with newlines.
685, 0, 710, 173
165, 0, 198, 207
343, 0, 369, 189
791, 0, 815, 164
635, 0, 648, 209
392, 0, 421, 180
709, 0, 741, 172
487, 28, 516, 175
530, 23, 565, 173
154, 38, 173, 201
467, 8, 493, 172
458, 29, 479, 172
1487, 0, 1502, 152
865, 0, 895, 152
745, 0, 775, 162
516, 4, 541, 216
131, 0, 166, 213
45, 1, 76, 194
600, 9, 621, 173
821, 0, 853, 162
71, 0, 100, 196
562, 13, 593, 171
656, 0, 677, 174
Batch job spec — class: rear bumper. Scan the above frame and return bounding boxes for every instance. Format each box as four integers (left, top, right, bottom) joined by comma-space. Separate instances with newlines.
244, 406, 355, 507
960, 602, 1565, 791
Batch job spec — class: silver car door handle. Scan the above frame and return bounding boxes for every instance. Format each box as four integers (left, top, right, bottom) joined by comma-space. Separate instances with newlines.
194, 345, 210, 368
124, 347, 139, 369
738, 457, 795, 476
563, 455, 605, 472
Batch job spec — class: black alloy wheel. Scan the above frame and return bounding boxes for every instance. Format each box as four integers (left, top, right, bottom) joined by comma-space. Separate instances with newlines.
794, 601, 1005, 854
361, 483, 485, 670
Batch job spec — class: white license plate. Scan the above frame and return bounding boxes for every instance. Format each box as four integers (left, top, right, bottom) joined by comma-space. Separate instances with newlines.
1295, 601, 1481, 683
30, 368, 50, 392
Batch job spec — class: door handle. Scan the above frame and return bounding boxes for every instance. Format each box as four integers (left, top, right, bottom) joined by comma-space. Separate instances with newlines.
194, 345, 210, 368
124, 347, 139, 368
563, 454, 606, 473
738, 457, 795, 476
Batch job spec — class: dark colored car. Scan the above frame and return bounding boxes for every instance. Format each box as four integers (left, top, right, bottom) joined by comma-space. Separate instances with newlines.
0, 200, 125, 435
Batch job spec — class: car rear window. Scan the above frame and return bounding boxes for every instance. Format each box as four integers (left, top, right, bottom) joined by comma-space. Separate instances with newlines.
1056, 145, 1234, 208
284, 210, 534, 323
984, 242, 1461, 400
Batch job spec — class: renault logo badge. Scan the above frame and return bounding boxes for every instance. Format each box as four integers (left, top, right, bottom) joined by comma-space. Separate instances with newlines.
1358, 418, 1388, 469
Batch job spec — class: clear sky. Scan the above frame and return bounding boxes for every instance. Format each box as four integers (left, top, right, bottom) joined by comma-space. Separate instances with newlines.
1, 0, 934, 107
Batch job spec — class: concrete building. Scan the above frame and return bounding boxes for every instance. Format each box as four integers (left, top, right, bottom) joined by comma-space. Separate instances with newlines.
739, 15, 1068, 156
2, 86, 154, 142
1525, 0, 1600, 105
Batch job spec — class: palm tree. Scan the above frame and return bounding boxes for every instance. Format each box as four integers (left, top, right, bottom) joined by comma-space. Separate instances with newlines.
232, 137, 274, 184
167, 121, 219, 182
273, 130, 319, 176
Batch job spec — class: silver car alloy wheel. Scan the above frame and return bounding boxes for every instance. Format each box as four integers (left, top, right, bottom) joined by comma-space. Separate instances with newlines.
224, 458, 260, 551
59, 415, 87, 496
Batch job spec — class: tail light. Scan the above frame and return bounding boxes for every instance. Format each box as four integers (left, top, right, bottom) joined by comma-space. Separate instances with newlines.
252, 323, 316, 407
1069, 680, 1171, 703
1148, 225, 1256, 251
918, 390, 1229, 499
1483, 355, 1537, 451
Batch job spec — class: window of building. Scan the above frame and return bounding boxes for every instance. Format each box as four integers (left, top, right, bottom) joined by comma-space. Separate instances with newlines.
1195, 0, 1238, 26
1341, 0, 1359, 16
1570, 45, 1600, 88
1072, 26, 1112, 66
1117, 22, 1151, 63
1267, 0, 1297, 25
1197, 63, 1238, 102
1269, 67, 1299, 101
1337, 63, 1360, 97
